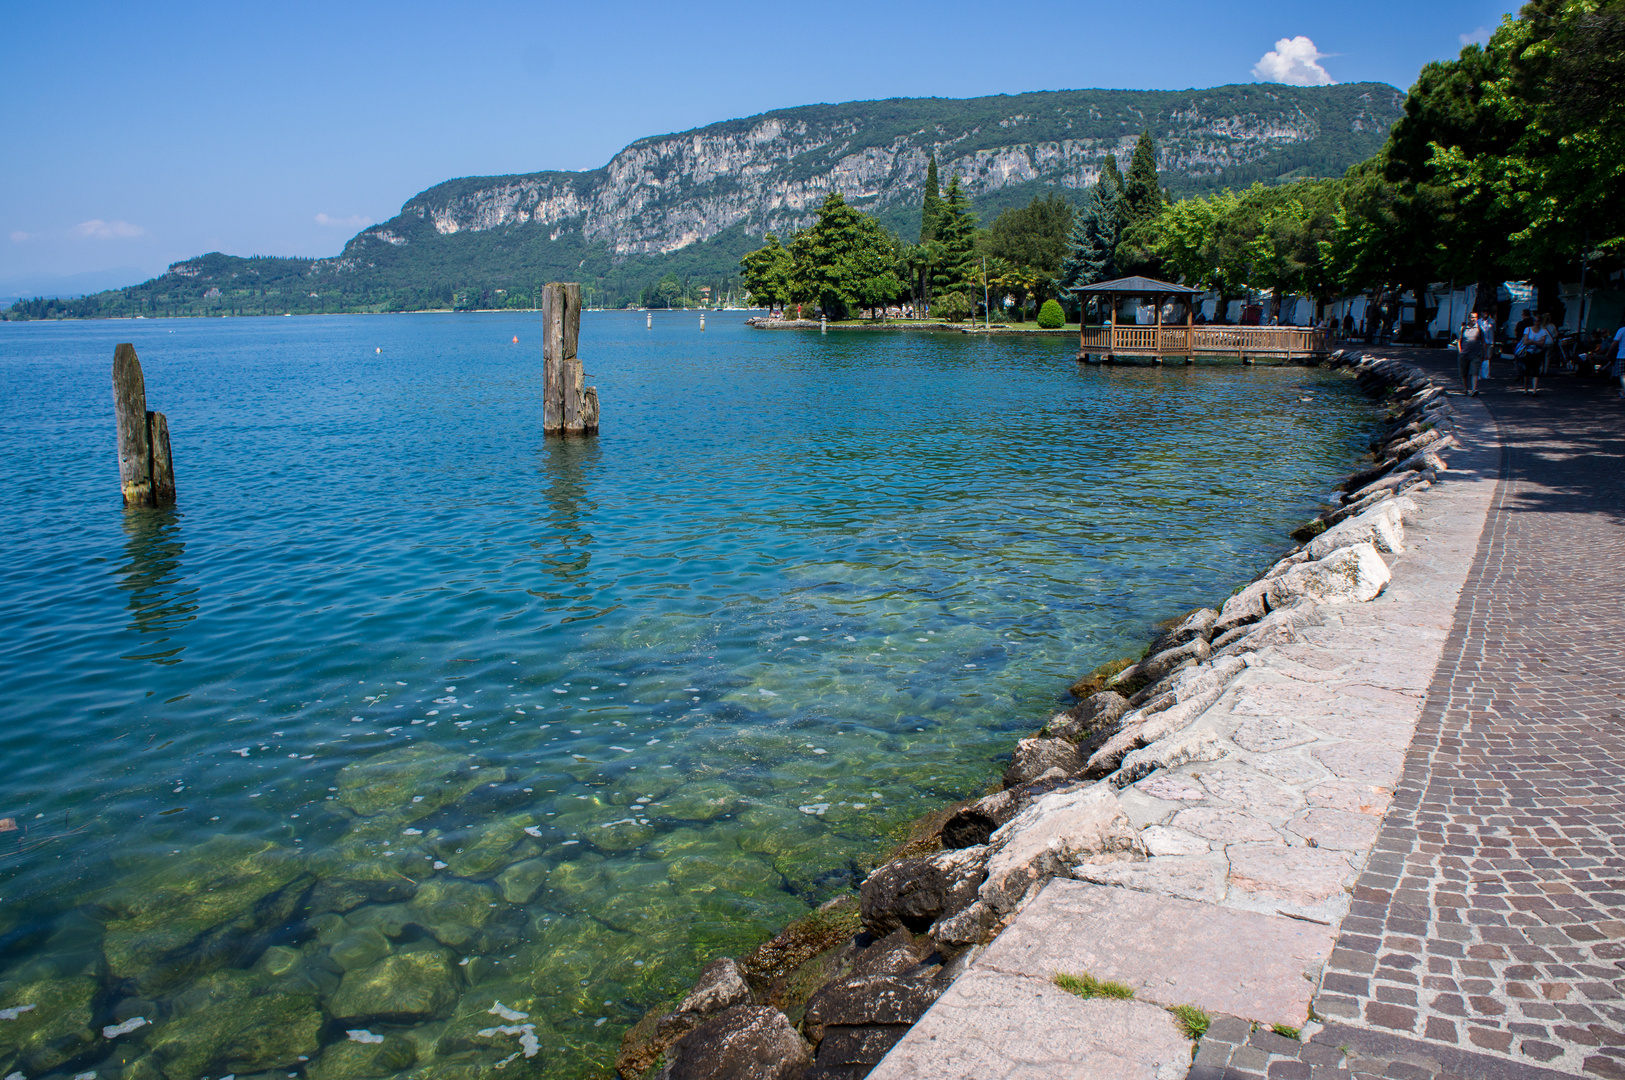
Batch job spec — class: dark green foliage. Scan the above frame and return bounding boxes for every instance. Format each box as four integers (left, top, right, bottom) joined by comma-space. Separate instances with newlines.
933, 291, 971, 322
984, 194, 1074, 279
783, 192, 904, 319
1055, 182, 1123, 296
1123, 131, 1164, 225
931, 176, 977, 297
1036, 299, 1065, 328
739, 234, 793, 311
920, 155, 942, 243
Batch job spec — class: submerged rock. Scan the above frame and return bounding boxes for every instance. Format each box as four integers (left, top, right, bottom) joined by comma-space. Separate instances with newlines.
93, 835, 312, 990
142, 969, 321, 1080
327, 925, 392, 972
306, 1032, 417, 1080
495, 858, 552, 904
333, 743, 494, 821
0, 975, 100, 1074
328, 943, 459, 1022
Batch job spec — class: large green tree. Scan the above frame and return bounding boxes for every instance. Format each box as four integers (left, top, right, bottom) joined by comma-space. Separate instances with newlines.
931, 175, 978, 297
1055, 178, 1123, 299
784, 192, 903, 319
739, 234, 793, 313
984, 194, 1074, 282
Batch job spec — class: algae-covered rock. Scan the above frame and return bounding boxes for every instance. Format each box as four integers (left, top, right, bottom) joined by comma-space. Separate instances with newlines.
306, 1034, 416, 1080
329, 926, 392, 972
0, 975, 101, 1074
407, 878, 501, 949
436, 984, 544, 1055
329, 944, 460, 1022
93, 835, 312, 988
143, 970, 321, 1080
254, 945, 303, 977
545, 858, 608, 910
495, 858, 551, 904
668, 851, 780, 895
439, 816, 538, 878
335, 744, 491, 820
306, 838, 421, 914
653, 781, 746, 822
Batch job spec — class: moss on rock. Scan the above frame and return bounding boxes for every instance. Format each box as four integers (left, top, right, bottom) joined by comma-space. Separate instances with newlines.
0, 975, 101, 1074
93, 835, 312, 987
143, 970, 322, 1080
306, 1034, 418, 1080
334, 744, 493, 821
328, 944, 460, 1023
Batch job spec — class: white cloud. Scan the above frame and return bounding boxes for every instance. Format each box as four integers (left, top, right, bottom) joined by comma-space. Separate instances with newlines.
1459, 26, 1491, 47
73, 219, 146, 240
9, 231, 29, 243
1253, 36, 1334, 87
315, 213, 372, 230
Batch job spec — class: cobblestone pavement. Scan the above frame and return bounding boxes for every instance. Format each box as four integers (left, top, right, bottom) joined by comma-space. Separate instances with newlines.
1187, 352, 1625, 1079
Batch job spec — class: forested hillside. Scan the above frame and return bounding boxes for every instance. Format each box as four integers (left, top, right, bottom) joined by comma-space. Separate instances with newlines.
9, 82, 1402, 318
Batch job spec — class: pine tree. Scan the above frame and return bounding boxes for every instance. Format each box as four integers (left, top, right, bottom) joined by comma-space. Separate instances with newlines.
1123, 131, 1164, 225
1055, 181, 1123, 295
920, 155, 942, 243
931, 174, 977, 295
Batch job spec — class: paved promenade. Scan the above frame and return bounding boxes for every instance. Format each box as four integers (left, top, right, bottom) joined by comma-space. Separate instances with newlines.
1195, 350, 1625, 1079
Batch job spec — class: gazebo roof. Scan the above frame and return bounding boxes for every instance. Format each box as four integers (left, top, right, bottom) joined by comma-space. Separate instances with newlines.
1069, 275, 1203, 295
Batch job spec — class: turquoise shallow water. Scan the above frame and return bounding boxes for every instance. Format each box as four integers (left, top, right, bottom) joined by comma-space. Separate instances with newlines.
0, 312, 1375, 1078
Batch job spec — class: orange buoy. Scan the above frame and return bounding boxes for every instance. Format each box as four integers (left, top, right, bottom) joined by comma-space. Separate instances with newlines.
512, 335, 519, 344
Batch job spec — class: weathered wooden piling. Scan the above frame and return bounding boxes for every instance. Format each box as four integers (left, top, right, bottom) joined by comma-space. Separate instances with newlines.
112, 343, 176, 507
541, 282, 599, 437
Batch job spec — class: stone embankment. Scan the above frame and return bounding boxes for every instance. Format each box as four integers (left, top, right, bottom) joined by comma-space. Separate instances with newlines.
617, 351, 1469, 1080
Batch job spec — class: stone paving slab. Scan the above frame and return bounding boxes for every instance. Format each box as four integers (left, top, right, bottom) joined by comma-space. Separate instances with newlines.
973, 879, 1333, 1025
865, 969, 1191, 1080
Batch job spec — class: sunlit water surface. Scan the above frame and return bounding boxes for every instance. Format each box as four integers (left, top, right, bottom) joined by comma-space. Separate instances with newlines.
0, 312, 1375, 1078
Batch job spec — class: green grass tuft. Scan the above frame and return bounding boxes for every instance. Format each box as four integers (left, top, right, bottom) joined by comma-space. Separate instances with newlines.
1053, 971, 1134, 1000
1272, 1023, 1301, 1040
1169, 1004, 1210, 1039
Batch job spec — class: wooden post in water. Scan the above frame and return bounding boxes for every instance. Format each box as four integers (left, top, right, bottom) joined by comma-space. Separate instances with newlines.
112, 344, 177, 507
542, 283, 599, 437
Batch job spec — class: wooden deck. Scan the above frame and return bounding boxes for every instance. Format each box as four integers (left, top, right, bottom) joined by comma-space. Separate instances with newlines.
1078, 325, 1331, 361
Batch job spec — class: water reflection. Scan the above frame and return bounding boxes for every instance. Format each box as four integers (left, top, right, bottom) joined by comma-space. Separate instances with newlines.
117, 508, 196, 663
534, 437, 600, 584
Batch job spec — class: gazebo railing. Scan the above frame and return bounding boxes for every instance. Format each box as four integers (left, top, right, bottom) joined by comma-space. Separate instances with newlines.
1078, 325, 1330, 357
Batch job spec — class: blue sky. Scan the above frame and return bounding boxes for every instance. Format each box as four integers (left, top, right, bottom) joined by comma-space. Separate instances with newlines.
1, 0, 1515, 292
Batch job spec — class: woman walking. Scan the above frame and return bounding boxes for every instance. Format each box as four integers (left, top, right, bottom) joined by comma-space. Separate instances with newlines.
1456, 318, 1486, 396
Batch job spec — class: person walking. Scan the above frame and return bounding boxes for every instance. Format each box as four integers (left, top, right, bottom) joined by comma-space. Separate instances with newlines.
1515, 312, 1554, 395
1456, 318, 1487, 396
1613, 318, 1625, 399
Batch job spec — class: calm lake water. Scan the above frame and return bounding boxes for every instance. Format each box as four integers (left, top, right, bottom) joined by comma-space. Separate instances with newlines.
0, 311, 1376, 1079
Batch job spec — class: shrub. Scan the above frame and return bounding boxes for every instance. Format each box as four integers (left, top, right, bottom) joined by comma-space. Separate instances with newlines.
1037, 298, 1065, 328
934, 291, 972, 322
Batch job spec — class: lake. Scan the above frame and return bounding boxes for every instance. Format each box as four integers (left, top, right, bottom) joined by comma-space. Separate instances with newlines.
0, 311, 1375, 1078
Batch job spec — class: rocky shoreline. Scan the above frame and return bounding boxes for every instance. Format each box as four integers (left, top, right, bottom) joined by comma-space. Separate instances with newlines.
616, 350, 1460, 1080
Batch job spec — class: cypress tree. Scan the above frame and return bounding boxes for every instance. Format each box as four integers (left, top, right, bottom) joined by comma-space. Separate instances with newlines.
920, 154, 942, 243
931, 174, 977, 295
1123, 131, 1164, 225
1099, 152, 1124, 198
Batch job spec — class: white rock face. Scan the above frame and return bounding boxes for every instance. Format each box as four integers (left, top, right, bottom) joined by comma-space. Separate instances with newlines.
1307, 500, 1406, 559
980, 784, 1136, 913
1112, 730, 1227, 788
1265, 543, 1391, 608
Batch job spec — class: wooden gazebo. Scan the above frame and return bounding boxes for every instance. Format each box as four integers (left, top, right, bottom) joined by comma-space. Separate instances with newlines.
1071, 276, 1330, 363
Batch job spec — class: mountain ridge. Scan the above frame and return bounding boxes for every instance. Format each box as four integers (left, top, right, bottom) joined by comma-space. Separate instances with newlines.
9, 81, 1404, 318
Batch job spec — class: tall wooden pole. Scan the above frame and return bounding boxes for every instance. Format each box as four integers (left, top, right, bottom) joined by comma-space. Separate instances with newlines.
542, 282, 599, 437
111, 343, 176, 507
